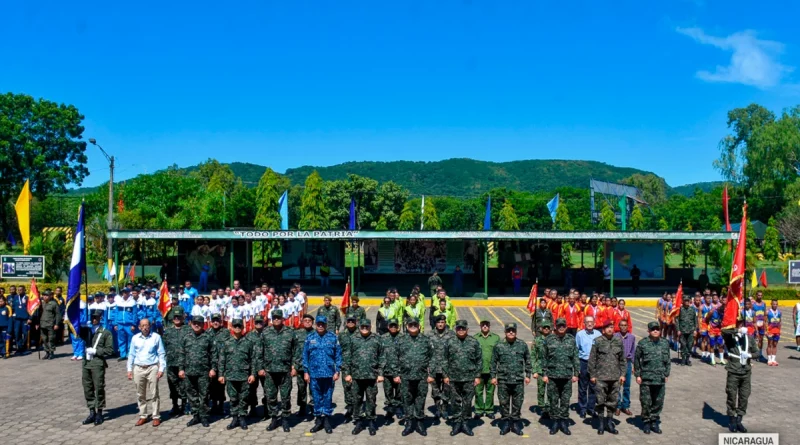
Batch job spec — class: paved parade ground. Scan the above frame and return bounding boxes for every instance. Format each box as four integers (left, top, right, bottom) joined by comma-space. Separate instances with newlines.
1, 305, 797, 445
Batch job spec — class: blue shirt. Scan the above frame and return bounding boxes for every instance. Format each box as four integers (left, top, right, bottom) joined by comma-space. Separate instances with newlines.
303, 330, 342, 378
127, 331, 167, 372
575, 328, 601, 360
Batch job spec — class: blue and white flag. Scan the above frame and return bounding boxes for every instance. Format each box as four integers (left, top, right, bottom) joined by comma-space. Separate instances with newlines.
66, 203, 86, 334
483, 196, 492, 231
349, 198, 356, 230
546, 193, 559, 224
278, 190, 289, 231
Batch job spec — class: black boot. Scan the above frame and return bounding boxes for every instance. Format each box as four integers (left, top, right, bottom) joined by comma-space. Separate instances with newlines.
187, 416, 201, 427
651, 420, 662, 434
247, 405, 258, 418
201, 418, 209, 427
170, 401, 181, 416
686, 357, 692, 366
94, 409, 104, 426
450, 421, 461, 436
736, 415, 747, 433
352, 419, 365, 435
82, 409, 96, 425
606, 417, 617, 434
310, 417, 324, 433
296, 402, 307, 417
402, 419, 415, 436
344, 406, 353, 423
643, 420, 651, 434
499, 420, 511, 435
182, 398, 190, 415
511, 420, 523, 436
239, 416, 248, 430
462, 421, 474, 436
282, 418, 290, 432
267, 417, 281, 431
368, 420, 377, 436
323, 415, 333, 434
414, 418, 427, 436
597, 416, 605, 435
549, 419, 559, 435
561, 419, 572, 435
728, 416, 738, 432
227, 416, 239, 430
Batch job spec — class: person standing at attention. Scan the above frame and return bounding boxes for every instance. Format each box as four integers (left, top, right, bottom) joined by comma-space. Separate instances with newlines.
575, 315, 601, 418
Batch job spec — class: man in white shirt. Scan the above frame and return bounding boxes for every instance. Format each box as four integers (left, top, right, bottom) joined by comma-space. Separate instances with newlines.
127, 318, 167, 427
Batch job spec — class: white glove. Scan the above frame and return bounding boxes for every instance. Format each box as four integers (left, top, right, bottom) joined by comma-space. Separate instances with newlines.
740, 351, 750, 360
86, 348, 97, 355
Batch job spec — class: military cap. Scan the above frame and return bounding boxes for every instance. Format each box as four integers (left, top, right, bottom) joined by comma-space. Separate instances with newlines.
86, 293, 94, 300
359, 319, 371, 327
302, 314, 314, 321
480, 319, 491, 325
90, 309, 104, 319
172, 306, 185, 316
647, 321, 661, 331
211, 313, 222, 321
540, 319, 553, 328
94, 291, 105, 298
231, 319, 244, 328
406, 317, 420, 325
272, 309, 284, 319
504, 322, 517, 331
455, 320, 468, 329
346, 315, 357, 322
435, 314, 447, 322
254, 314, 265, 323
555, 317, 567, 326
43, 290, 52, 296
192, 315, 205, 324
315, 315, 328, 325
388, 318, 399, 327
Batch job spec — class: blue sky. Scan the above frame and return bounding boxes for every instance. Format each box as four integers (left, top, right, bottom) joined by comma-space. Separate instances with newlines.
3, 0, 799, 188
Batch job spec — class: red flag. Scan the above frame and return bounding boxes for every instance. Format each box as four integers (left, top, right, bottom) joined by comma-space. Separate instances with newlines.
760, 269, 768, 288
158, 280, 171, 316
723, 204, 747, 330
669, 282, 683, 319
340, 280, 351, 315
526, 281, 538, 313
27, 278, 41, 316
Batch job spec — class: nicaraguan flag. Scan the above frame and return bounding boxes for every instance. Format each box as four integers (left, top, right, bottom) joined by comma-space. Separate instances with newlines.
278, 190, 289, 230
546, 193, 559, 224
349, 198, 356, 230
483, 196, 491, 231
66, 204, 86, 334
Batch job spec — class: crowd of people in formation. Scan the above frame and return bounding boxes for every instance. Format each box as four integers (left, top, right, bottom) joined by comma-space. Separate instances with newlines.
2, 278, 795, 437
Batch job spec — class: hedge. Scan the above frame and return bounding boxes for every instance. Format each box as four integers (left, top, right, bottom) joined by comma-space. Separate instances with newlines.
758, 288, 800, 301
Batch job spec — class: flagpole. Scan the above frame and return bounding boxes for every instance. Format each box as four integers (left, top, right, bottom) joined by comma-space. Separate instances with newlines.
82, 201, 89, 331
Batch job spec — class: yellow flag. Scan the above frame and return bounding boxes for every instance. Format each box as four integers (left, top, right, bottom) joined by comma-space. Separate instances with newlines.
14, 180, 32, 254
750, 269, 758, 289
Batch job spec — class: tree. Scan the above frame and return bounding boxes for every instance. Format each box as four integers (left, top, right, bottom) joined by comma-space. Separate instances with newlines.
763, 217, 781, 263
597, 202, 617, 230
554, 200, 574, 267
298, 171, 328, 230
778, 208, 800, 245
422, 198, 441, 230
713, 103, 775, 186
621, 173, 667, 206
254, 168, 289, 230
630, 204, 645, 230
498, 199, 520, 231
372, 181, 409, 229
658, 217, 672, 256
398, 201, 417, 230
28, 230, 69, 282
323, 174, 379, 229
681, 222, 699, 267
0, 93, 90, 234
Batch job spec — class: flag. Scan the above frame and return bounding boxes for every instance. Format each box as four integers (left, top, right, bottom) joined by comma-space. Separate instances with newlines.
14, 180, 32, 253
483, 196, 492, 230
158, 280, 171, 316
546, 193, 559, 224
27, 278, 41, 316
340, 280, 351, 315
278, 190, 289, 231
669, 281, 683, 319
118, 263, 125, 280
102, 263, 110, 282
723, 204, 747, 330
420, 195, 425, 230
750, 269, 758, 289
526, 281, 538, 313
760, 269, 768, 288
618, 195, 627, 231
66, 204, 86, 334
348, 198, 356, 230
128, 261, 136, 280
109, 260, 117, 278
124, 263, 132, 278
6, 231, 16, 246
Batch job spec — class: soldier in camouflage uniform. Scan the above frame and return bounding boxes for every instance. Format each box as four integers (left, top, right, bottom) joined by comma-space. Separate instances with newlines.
245, 315, 266, 417
428, 314, 455, 420
207, 313, 231, 415
343, 318, 384, 436
542, 318, 579, 436
338, 315, 359, 421
316, 296, 341, 334
396, 317, 432, 437
676, 296, 698, 366
345, 297, 367, 326
258, 309, 297, 432
443, 319, 482, 436
724, 320, 760, 433
81, 309, 114, 426
474, 319, 500, 418
38, 290, 62, 359
179, 315, 217, 427
379, 318, 404, 422
531, 319, 552, 418
293, 314, 315, 420
588, 320, 626, 435
217, 318, 257, 430
490, 322, 531, 436
531, 298, 553, 336
162, 306, 188, 416
634, 321, 671, 434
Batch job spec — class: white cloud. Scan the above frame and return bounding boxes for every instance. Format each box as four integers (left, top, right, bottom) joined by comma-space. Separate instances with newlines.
676, 27, 793, 89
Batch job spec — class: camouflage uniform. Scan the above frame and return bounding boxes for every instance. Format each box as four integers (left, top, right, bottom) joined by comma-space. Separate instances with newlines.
294, 325, 315, 412
338, 324, 359, 413
82, 313, 114, 414
218, 330, 258, 417
474, 327, 500, 416
531, 307, 553, 336
316, 305, 341, 333
428, 325, 455, 415
342, 320, 384, 421
379, 322, 404, 414
530, 325, 550, 415
443, 321, 482, 423
245, 327, 265, 412
179, 322, 217, 421
39, 298, 62, 355
633, 324, 671, 426
259, 323, 298, 419
676, 305, 698, 363
490, 326, 531, 422
162, 314, 188, 409
588, 333, 625, 417
345, 306, 367, 325
396, 327, 433, 421
207, 323, 231, 411
542, 330, 579, 420
725, 333, 759, 419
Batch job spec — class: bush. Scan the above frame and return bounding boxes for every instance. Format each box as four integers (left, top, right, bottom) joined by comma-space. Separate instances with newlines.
760, 288, 800, 301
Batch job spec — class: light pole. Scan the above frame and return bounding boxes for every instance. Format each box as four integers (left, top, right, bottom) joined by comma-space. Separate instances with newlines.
89, 138, 115, 267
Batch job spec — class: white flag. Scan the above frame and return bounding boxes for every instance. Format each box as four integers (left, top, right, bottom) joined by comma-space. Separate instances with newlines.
420, 195, 425, 230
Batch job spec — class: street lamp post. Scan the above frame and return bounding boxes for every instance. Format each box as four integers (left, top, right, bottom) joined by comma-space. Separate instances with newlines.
88, 138, 115, 268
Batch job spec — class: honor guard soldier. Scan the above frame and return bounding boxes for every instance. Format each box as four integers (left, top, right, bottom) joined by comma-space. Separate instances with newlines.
82, 309, 114, 425
724, 320, 759, 433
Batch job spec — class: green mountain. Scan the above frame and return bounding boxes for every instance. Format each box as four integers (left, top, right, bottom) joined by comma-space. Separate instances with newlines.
670, 181, 725, 196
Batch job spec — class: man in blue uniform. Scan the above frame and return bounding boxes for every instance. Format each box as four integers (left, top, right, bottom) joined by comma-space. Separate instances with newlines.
114, 288, 138, 361
303, 315, 342, 434
9, 285, 31, 355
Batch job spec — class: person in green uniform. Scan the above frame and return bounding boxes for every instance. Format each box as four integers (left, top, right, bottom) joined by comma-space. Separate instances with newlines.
676, 296, 698, 366
339, 315, 359, 421
218, 318, 257, 430
162, 306, 188, 416
81, 309, 114, 426
380, 318, 404, 422
207, 313, 231, 415
294, 313, 315, 420
259, 309, 298, 432
345, 297, 367, 325
432, 299, 456, 330
403, 294, 426, 333
443, 319, 482, 436
531, 319, 552, 418
542, 318, 579, 436
490, 322, 531, 436
245, 314, 266, 417
179, 315, 216, 427
344, 318, 384, 436
531, 298, 553, 337
588, 320, 625, 435
634, 321, 671, 434
474, 319, 500, 419
428, 314, 455, 421
396, 317, 432, 437
724, 320, 760, 433
38, 290, 62, 360
316, 296, 341, 334
162, 290, 180, 324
